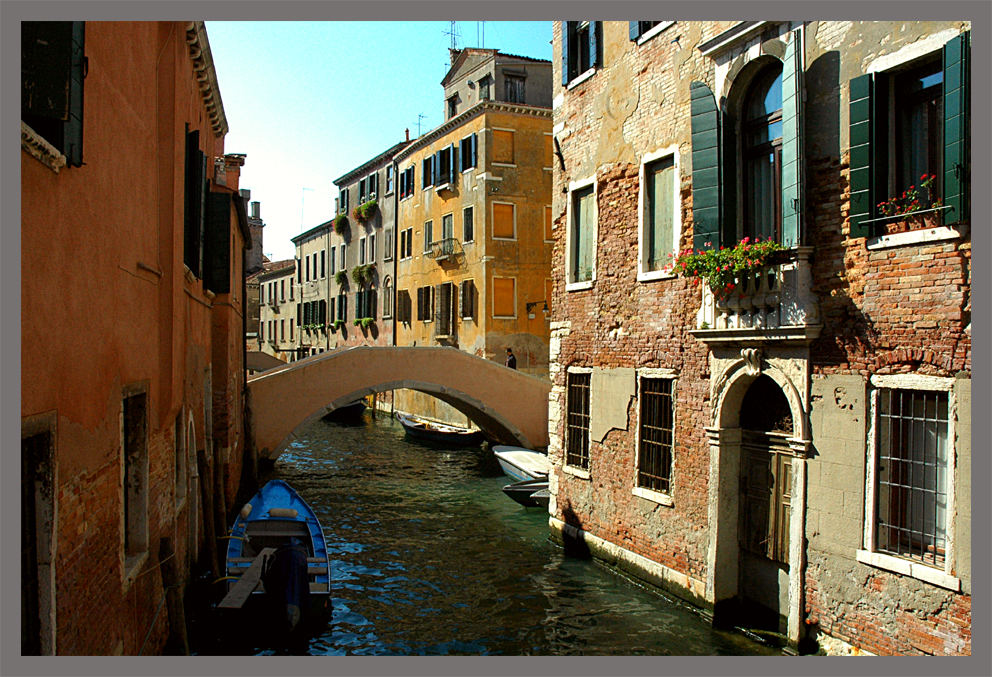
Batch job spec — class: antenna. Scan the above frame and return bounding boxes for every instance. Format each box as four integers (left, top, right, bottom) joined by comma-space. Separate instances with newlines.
443, 21, 460, 50
416, 113, 426, 137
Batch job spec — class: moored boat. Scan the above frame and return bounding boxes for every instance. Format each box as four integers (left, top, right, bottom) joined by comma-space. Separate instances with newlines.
492, 445, 550, 481
502, 477, 550, 507
220, 480, 331, 634
395, 411, 484, 445
322, 399, 367, 423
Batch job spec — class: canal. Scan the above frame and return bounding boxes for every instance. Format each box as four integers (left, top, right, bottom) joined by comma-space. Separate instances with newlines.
194, 411, 779, 656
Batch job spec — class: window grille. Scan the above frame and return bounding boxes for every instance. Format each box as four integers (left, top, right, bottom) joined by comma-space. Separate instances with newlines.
566, 372, 591, 469
875, 388, 949, 567
638, 378, 673, 493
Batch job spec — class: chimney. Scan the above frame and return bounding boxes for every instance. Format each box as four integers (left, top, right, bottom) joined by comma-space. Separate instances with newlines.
251, 201, 260, 219
405, 128, 410, 141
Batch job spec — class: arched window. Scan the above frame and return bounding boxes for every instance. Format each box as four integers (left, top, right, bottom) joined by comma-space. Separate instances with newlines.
382, 276, 393, 319
741, 65, 783, 243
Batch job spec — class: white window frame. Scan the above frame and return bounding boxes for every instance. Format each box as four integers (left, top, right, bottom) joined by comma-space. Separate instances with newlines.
632, 368, 677, 506
385, 165, 395, 195
636, 21, 676, 46
463, 206, 475, 244
339, 243, 347, 270
359, 237, 367, 265
460, 133, 477, 173
423, 220, 433, 253
563, 366, 593, 479
857, 373, 960, 591
368, 232, 376, 262
565, 175, 598, 291
491, 200, 517, 241
637, 145, 681, 282
491, 275, 517, 319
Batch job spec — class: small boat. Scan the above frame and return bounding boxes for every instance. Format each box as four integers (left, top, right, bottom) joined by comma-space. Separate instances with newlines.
530, 488, 550, 509
492, 445, 550, 482
322, 399, 367, 423
220, 480, 331, 634
502, 477, 549, 507
395, 411, 484, 445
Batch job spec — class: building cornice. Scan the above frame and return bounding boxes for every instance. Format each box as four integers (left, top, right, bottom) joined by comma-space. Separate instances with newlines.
290, 220, 334, 244
394, 101, 551, 163
185, 22, 229, 138
334, 140, 412, 186
698, 21, 779, 57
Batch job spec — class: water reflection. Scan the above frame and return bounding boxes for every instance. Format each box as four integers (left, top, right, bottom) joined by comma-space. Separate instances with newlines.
247, 413, 778, 656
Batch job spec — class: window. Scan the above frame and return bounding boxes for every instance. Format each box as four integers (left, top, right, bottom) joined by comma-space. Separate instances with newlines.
359, 177, 367, 203
280, 279, 286, 301
183, 128, 207, 278
562, 21, 600, 87
435, 144, 455, 186
504, 73, 525, 103
416, 285, 434, 322
400, 228, 413, 259
544, 205, 553, 241
447, 95, 458, 119
423, 220, 433, 252
460, 279, 475, 319
492, 277, 516, 318
280, 319, 285, 341
567, 180, 597, 288
493, 129, 514, 164
368, 171, 378, 199
628, 21, 674, 44
861, 379, 957, 588
637, 377, 674, 496
21, 22, 85, 167
330, 246, 336, 274
360, 237, 367, 265
296, 257, 302, 284
463, 206, 475, 243
290, 319, 294, 340
422, 155, 435, 188
400, 165, 415, 199
436, 282, 455, 336
368, 232, 376, 262
460, 134, 478, 171
122, 388, 149, 568
340, 243, 347, 270
386, 165, 395, 194
566, 371, 591, 469
383, 229, 393, 261
397, 289, 412, 323
640, 151, 679, 278
478, 75, 492, 101
493, 202, 516, 239
340, 185, 350, 214
441, 213, 454, 242
336, 292, 348, 321
383, 277, 393, 319
320, 250, 326, 278
742, 65, 783, 243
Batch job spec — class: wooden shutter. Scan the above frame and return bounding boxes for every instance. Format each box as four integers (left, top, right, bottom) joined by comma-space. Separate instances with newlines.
448, 143, 456, 182
297, 303, 302, 325
319, 300, 326, 324
184, 129, 204, 277
689, 81, 721, 252
780, 29, 803, 248
848, 73, 874, 238
63, 22, 85, 166
629, 21, 641, 40
493, 130, 514, 164
943, 31, 969, 226
416, 287, 425, 321
493, 278, 515, 317
493, 203, 514, 238
203, 191, 232, 294
561, 22, 571, 86
589, 22, 600, 69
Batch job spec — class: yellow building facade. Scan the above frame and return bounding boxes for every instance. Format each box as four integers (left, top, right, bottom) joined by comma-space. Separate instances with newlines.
392, 101, 553, 425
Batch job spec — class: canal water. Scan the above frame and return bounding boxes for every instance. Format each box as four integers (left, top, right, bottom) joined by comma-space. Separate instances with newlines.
196, 412, 779, 656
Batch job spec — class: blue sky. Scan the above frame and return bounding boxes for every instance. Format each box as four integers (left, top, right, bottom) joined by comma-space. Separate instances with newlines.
206, 21, 553, 261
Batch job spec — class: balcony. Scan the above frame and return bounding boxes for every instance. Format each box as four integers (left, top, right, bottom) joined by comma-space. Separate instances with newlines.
425, 237, 462, 263
690, 246, 821, 344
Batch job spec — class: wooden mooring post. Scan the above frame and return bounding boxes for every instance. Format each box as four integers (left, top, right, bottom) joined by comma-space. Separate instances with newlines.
158, 537, 190, 655
196, 448, 221, 578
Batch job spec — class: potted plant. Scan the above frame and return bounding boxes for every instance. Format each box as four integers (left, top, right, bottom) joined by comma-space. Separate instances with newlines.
333, 319, 344, 330
352, 199, 378, 224
351, 265, 366, 286
670, 237, 784, 299
333, 214, 349, 235
876, 173, 944, 233
335, 270, 349, 286
360, 317, 375, 329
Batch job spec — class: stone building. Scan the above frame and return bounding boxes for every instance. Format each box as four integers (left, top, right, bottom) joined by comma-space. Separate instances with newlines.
257, 260, 297, 362
548, 20, 971, 655
290, 222, 334, 357
21, 22, 251, 654
391, 48, 555, 424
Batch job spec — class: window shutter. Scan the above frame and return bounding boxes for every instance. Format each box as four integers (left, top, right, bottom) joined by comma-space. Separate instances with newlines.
297, 303, 302, 325
689, 81, 721, 251
629, 21, 640, 40
370, 289, 378, 320
435, 150, 443, 183
303, 302, 310, 325
561, 22, 571, 86
448, 143, 456, 182
64, 22, 85, 167
589, 22, 600, 68
848, 73, 874, 238
329, 298, 335, 322
203, 191, 232, 294
471, 133, 478, 167
942, 30, 969, 226
320, 300, 326, 324
780, 29, 804, 248
416, 287, 424, 321
342, 294, 348, 320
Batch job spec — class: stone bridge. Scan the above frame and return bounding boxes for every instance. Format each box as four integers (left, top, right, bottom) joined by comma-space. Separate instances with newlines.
248, 346, 551, 460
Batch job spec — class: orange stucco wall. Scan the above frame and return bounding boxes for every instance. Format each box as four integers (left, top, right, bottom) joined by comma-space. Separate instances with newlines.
21, 21, 247, 655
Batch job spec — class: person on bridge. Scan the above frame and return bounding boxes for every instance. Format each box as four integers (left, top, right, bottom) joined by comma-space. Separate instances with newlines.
505, 347, 517, 370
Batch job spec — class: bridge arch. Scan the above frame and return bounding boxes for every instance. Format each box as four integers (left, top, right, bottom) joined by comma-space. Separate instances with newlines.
248, 346, 551, 460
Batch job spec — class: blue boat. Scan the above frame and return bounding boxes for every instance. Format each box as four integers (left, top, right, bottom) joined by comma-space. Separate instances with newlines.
221, 480, 331, 633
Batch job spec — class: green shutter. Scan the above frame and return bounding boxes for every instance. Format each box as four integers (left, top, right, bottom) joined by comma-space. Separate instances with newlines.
780, 29, 803, 247
690, 81, 721, 252
848, 73, 874, 238
943, 31, 969, 226
64, 22, 85, 167
183, 129, 203, 276
561, 22, 571, 85
203, 192, 231, 294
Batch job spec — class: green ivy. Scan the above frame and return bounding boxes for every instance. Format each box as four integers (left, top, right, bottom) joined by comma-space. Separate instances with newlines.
335, 270, 348, 286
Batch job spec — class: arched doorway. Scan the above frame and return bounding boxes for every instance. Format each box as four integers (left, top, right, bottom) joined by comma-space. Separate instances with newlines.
737, 374, 794, 633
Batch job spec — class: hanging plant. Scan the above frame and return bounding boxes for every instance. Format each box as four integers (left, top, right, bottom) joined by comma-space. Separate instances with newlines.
670, 237, 784, 299
351, 265, 365, 285
335, 270, 349, 286
333, 319, 344, 329
352, 199, 378, 224
360, 317, 375, 329
333, 214, 349, 235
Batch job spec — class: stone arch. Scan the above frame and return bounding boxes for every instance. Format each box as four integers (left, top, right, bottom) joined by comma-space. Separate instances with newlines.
712, 357, 808, 440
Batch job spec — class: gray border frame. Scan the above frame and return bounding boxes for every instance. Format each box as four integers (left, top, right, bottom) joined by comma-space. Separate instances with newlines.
4, 1, 988, 676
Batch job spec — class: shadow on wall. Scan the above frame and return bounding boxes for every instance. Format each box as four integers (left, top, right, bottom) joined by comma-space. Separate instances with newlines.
559, 499, 592, 559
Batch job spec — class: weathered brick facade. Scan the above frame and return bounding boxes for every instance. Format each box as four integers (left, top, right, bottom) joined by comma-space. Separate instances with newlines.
549, 20, 971, 655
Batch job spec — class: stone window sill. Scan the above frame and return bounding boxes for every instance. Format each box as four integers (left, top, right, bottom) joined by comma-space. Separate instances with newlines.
632, 486, 674, 507
563, 465, 590, 480
866, 226, 959, 251
565, 280, 594, 292
566, 68, 597, 90
856, 549, 960, 591
637, 269, 677, 283
22, 122, 66, 173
